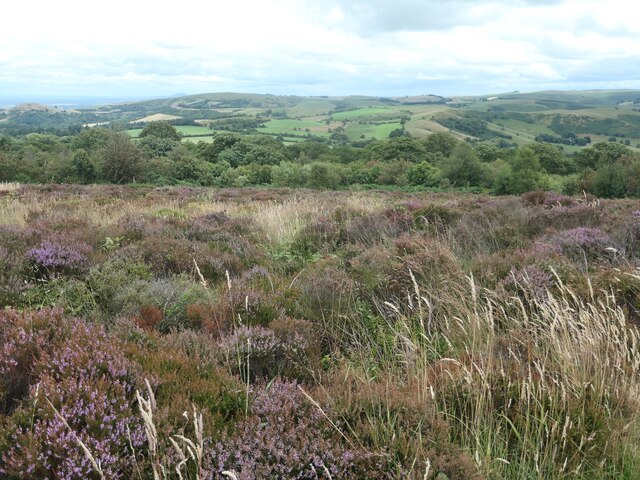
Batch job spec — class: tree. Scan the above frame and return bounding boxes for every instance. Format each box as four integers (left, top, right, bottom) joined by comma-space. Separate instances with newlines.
138, 135, 178, 158
530, 142, 575, 174
368, 137, 427, 163
575, 142, 632, 170
271, 162, 309, 187
493, 147, 546, 194
306, 162, 343, 189
509, 147, 545, 194
72, 149, 96, 184
474, 141, 502, 162
72, 128, 110, 151
408, 161, 440, 187
376, 160, 411, 186
100, 132, 143, 183
197, 132, 242, 162
442, 142, 486, 187
139, 122, 181, 141
423, 132, 458, 157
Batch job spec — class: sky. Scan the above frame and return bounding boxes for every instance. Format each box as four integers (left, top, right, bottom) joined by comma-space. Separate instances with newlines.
1, 0, 639, 102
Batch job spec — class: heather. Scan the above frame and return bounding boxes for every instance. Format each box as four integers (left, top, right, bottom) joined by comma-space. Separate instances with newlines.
1, 184, 640, 478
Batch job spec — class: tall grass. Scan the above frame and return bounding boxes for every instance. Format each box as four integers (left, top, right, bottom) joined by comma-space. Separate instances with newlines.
329, 271, 640, 478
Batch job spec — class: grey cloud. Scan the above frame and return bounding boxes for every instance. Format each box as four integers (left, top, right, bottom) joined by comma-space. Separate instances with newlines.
316, 0, 568, 34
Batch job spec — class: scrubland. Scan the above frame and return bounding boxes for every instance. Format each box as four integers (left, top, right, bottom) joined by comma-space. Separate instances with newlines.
1, 184, 640, 479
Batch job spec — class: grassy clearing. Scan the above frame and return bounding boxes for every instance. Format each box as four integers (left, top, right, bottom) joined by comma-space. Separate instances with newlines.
258, 118, 330, 137
344, 121, 403, 140
284, 98, 335, 117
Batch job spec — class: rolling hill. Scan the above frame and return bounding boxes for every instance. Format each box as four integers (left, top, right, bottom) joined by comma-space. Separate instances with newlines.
1, 90, 639, 149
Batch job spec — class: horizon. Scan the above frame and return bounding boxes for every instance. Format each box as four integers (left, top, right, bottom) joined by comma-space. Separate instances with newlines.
2, 0, 639, 100
3, 86, 640, 110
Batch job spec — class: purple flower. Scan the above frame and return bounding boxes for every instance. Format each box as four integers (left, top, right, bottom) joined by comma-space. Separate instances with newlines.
27, 239, 91, 275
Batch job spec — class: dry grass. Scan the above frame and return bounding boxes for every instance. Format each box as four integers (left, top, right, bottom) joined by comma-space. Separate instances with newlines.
0, 182, 20, 192
369, 273, 640, 478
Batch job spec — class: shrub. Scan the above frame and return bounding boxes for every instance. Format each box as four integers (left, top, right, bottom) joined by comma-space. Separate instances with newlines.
322, 375, 482, 479
290, 216, 342, 257
87, 256, 153, 317
501, 265, 554, 301
27, 237, 92, 278
0, 246, 28, 306
205, 380, 385, 479
219, 325, 311, 381
0, 309, 144, 478
554, 227, 612, 263
23, 277, 96, 317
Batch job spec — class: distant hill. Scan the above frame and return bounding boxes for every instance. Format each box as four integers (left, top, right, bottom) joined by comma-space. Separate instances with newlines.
1, 90, 639, 149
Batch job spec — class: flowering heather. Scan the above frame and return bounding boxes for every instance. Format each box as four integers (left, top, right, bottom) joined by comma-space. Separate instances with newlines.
522, 190, 576, 207
0, 309, 144, 479
219, 325, 309, 380
27, 238, 91, 275
555, 227, 611, 261
502, 265, 554, 300
205, 380, 385, 479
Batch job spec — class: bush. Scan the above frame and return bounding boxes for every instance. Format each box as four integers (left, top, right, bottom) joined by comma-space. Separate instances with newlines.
0, 309, 144, 478
205, 380, 385, 479
554, 227, 612, 263
27, 237, 92, 278
218, 325, 311, 381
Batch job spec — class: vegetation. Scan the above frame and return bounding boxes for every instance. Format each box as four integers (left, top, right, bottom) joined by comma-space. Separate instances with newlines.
3, 118, 640, 198
1, 88, 640, 478
1, 183, 640, 478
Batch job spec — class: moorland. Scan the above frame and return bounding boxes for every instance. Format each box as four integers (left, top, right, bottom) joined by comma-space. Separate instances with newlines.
1, 89, 640, 479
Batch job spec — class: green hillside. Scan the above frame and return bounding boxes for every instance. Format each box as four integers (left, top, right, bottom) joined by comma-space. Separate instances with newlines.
1, 90, 639, 149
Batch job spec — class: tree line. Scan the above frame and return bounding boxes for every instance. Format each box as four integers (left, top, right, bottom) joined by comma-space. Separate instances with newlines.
1, 122, 639, 197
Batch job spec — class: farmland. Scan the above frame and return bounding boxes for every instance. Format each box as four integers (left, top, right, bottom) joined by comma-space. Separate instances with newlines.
3, 90, 640, 150
1, 183, 640, 478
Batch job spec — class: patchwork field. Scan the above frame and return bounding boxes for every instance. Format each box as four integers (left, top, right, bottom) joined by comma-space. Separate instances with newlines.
3, 90, 639, 148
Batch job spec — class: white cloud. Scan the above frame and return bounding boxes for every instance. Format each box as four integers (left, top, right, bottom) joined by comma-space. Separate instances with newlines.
0, 0, 639, 99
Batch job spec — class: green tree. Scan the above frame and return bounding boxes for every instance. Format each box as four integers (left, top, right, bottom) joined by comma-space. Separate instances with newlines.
306, 162, 343, 189
197, 132, 242, 162
271, 162, 309, 187
368, 137, 427, 163
139, 121, 181, 141
530, 142, 575, 174
576, 142, 632, 170
474, 141, 502, 162
493, 147, 546, 194
72, 128, 110, 151
376, 160, 411, 186
408, 161, 440, 187
72, 149, 96, 184
423, 132, 458, 157
138, 135, 178, 158
509, 147, 545, 194
99, 132, 143, 183
442, 142, 486, 187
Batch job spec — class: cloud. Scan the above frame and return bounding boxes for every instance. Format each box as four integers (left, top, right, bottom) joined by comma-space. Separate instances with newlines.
0, 0, 639, 99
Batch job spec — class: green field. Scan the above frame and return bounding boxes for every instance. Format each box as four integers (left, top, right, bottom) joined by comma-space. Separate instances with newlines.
344, 122, 402, 140
258, 119, 330, 137
284, 98, 335, 117
331, 107, 397, 120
